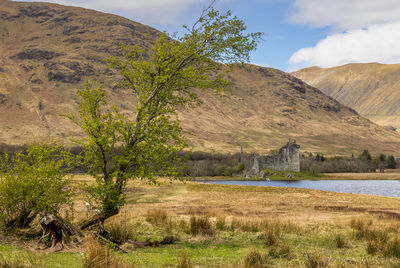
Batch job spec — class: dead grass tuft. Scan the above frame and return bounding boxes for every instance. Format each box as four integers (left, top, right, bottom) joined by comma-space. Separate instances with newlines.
243, 248, 270, 268
146, 209, 168, 225
83, 237, 127, 268
190, 216, 215, 237
177, 251, 193, 268
305, 252, 329, 268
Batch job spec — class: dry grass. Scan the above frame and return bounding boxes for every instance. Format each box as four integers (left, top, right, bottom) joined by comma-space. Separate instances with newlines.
177, 251, 192, 268
83, 238, 129, 268
190, 216, 215, 237
146, 208, 168, 225
243, 248, 271, 268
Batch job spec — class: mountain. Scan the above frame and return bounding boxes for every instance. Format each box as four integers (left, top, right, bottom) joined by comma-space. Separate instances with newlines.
1, 1, 400, 155
293, 63, 400, 131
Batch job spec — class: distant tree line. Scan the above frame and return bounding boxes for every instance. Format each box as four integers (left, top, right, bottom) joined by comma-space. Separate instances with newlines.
301, 150, 398, 173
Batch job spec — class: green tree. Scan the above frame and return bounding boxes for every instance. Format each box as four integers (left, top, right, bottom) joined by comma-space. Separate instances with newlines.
387, 155, 396, 169
359, 149, 372, 162
0, 142, 76, 230
68, 5, 262, 229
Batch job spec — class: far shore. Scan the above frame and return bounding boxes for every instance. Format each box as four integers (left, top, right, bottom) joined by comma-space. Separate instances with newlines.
195, 169, 400, 181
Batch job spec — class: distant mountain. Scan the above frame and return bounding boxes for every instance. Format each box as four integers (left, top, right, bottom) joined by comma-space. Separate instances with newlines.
293, 63, 400, 131
1, 1, 400, 155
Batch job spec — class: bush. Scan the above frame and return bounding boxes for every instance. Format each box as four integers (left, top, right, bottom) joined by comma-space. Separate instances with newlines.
190, 216, 215, 236
0, 142, 76, 230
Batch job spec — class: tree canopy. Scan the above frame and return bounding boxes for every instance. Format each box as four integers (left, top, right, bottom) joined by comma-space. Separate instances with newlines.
68, 5, 262, 228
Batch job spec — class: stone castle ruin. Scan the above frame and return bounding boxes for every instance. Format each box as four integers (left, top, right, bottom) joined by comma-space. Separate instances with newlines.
240, 139, 300, 174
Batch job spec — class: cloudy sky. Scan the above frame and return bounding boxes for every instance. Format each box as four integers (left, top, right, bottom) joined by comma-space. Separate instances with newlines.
16, 0, 400, 71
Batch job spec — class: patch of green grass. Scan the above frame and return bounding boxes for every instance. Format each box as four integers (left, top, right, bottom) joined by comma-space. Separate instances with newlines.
0, 244, 83, 268
262, 168, 324, 180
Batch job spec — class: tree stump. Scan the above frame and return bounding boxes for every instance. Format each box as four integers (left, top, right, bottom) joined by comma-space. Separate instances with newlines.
38, 211, 81, 250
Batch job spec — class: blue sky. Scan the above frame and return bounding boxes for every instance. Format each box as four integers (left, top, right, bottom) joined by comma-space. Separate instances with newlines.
17, 0, 400, 72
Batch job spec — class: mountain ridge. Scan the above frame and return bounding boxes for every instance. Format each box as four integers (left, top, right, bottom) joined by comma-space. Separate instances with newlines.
293, 62, 400, 131
1, 1, 400, 155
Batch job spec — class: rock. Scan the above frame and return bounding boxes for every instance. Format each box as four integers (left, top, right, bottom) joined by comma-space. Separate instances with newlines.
11, 49, 62, 60
62, 25, 79, 36
45, 61, 95, 83
0, 93, 7, 104
63, 37, 81, 44
286, 173, 295, 179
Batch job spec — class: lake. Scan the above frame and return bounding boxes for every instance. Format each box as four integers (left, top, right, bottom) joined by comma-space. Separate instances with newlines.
197, 180, 400, 198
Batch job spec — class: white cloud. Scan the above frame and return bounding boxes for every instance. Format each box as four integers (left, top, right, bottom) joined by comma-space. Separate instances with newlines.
289, 22, 400, 69
17, 0, 209, 24
289, 0, 400, 30
289, 0, 400, 69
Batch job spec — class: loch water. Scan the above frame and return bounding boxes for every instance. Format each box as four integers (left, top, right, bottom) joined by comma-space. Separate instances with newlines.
197, 180, 400, 197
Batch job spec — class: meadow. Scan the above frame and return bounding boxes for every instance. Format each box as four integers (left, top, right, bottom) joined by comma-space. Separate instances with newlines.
2, 176, 400, 267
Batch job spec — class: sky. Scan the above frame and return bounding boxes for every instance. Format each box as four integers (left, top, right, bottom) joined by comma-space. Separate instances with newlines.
16, 0, 400, 72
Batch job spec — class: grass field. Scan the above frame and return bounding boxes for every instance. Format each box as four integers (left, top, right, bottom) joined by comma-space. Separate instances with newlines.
2, 176, 400, 267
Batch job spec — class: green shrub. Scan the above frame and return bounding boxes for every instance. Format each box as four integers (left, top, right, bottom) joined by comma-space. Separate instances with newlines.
223, 167, 234, 176
0, 142, 76, 230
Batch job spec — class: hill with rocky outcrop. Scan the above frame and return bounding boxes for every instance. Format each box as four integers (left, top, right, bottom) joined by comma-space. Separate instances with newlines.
1, 0, 400, 155
293, 63, 400, 131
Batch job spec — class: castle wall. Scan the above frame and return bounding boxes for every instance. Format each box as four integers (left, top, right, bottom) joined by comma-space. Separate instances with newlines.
240, 140, 300, 173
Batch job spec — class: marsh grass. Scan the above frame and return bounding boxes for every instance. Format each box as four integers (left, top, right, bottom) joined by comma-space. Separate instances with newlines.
243, 248, 270, 268
259, 229, 280, 247
334, 233, 347, 249
384, 236, 400, 258
305, 252, 329, 268
0, 253, 41, 268
83, 238, 130, 268
146, 209, 168, 225
177, 251, 192, 268
268, 244, 292, 259
190, 216, 215, 237
229, 217, 301, 234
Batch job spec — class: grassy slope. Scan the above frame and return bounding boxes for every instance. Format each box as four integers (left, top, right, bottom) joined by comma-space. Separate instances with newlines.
3, 178, 400, 267
1, 2, 400, 155
293, 63, 400, 130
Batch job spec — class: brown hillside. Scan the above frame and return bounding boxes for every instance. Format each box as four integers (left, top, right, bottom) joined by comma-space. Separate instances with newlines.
1, 1, 400, 155
293, 63, 400, 131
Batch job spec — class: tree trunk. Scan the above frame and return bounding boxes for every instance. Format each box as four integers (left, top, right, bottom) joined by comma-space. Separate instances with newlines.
38, 211, 81, 250
79, 209, 118, 230
6, 209, 36, 229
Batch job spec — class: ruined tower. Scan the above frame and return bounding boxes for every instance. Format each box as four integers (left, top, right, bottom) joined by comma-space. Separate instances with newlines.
240, 139, 300, 173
